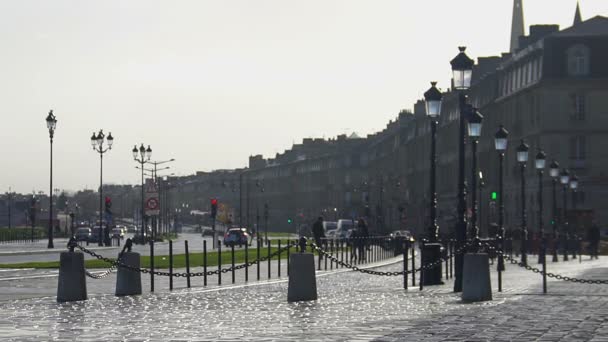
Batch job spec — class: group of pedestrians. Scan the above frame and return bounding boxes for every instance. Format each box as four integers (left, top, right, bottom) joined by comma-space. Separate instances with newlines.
311, 216, 370, 262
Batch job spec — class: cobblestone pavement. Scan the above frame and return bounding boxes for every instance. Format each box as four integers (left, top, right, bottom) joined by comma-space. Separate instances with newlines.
0, 251, 605, 341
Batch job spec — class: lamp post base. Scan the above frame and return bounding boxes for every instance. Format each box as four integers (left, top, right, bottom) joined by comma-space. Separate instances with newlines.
422, 243, 444, 286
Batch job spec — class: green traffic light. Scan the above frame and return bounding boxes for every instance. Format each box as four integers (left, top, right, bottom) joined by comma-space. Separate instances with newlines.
287, 219, 292, 223
491, 191, 497, 200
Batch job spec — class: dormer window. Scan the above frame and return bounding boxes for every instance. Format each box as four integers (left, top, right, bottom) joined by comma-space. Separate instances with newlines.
567, 44, 590, 76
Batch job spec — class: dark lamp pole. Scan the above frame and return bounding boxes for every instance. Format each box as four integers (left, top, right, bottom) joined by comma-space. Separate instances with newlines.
570, 174, 579, 259
450, 46, 474, 292
560, 168, 570, 261
91, 129, 113, 246
549, 160, 560, 262
535, 150, 546, 264
45, 110, 57, 249
467, 108, 483, 249
134, 143, 151, 242
516, 139, 529, 266
494, 125, 509, 281
423, 81, 442, 242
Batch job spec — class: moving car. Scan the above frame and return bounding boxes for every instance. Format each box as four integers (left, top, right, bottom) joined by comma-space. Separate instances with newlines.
111, 227, 125, 239
390, 230, 413, 240
75, 227, 92, 242
223, 228, 249, 247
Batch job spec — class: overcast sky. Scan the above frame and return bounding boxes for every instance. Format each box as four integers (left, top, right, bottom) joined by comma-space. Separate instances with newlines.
1, 0, 606, 194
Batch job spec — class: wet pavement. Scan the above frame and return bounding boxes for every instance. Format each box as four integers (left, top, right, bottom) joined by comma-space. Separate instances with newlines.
0, 249, 606, 341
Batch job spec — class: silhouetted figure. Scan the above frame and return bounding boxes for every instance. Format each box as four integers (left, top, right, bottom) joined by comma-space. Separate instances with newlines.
357, 218, 369, 261
312, 216, 325, 247
588, 222, 600, 260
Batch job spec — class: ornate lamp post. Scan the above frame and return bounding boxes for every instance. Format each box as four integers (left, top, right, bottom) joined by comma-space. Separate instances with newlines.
467, 108, 483, 247
516, 140, 529, 266
133, 144, 152, 242
569, 174, 579, 259
45, 110, 57, 248
450, 46, 474, 293
423, 82, 442, 242
91, 130, 114, 246
549, 160, 560, 262
494, 126, 509, 284
559, 168, 570, 261
535, 150, 546, 264
422, 81, 443, 286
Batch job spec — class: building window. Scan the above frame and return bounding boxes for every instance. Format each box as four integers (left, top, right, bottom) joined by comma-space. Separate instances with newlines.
567, 44, 590, 76
569, 136, 586, 160
569, 93, 586, 121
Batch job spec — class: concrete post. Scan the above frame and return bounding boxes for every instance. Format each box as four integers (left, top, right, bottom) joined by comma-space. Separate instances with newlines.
115, 252, 142, 296
57, 252, 87, 302
288, 252, 318, 302
462, 253, 492, 302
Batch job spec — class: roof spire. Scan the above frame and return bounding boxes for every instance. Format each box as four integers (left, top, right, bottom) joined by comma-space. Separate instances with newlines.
510, 0, 525, 53
573, 1, 582, 26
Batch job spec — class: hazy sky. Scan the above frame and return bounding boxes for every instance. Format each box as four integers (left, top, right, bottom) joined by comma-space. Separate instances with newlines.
1, 0, 606, 194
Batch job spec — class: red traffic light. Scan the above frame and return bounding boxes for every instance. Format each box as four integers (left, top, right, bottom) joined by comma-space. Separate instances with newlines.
211, 198, 218, 206
105, 197, 111, 204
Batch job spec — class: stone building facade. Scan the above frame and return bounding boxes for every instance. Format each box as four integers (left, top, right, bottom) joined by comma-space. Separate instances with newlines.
166, 14, 608, 239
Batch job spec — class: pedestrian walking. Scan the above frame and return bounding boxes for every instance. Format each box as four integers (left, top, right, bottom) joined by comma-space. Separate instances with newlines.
349, 225, 359, 262
312, 216, 325, 247
357, 218, 369, 261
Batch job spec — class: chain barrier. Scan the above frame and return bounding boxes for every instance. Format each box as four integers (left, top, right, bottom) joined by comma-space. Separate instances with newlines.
483, 242, 608, 285
309, 241, 471, 276
76, 242, 297, 278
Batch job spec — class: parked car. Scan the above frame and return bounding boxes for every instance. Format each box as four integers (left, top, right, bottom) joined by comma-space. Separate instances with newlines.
111, 227, 125, 239
336, 219, 355, 239
323, 221, 337, 232
223, 228, 249, 247
390, 230, 413, 240
201, 226, 215, 237
75, 227, 92, 242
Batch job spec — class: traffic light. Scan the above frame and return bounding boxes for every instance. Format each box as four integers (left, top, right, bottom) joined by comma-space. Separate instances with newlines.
210, 198, 218, 218
105, 196, 112, 213
491, 191, 497, 200
287, 218, 292, 224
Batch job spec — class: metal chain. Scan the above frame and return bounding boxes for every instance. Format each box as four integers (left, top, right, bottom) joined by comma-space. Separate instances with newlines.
76, 242, 297, 278
483, 242, 608, 285
309, 242, 470, 276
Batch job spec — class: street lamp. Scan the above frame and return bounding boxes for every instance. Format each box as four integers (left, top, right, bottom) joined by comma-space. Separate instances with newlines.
450, 46, 474, 292
494, 125, 509, 284
45, 110, 57, 248
516, 140, 529, 266
91, 129, 113, 246
535, 150, 546, 264
559, 168, 570, 261
422, 81, 443, 286
569, 174, 579, 259
549, 160, 560, 262
467, 107, 483, 247
423, 81, 442, 242
133, 144, 151, 242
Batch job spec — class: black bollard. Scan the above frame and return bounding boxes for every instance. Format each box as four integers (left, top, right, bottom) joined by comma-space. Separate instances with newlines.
150, 240, 155, 293
278, 240, 281, 278
245, 242, 249, 282
218, 242, 222, 285
185, 240, 191, 288
169, 240, 173, 291
287, 239, 291, 275
231, 244, 235, 284
411, 241, 416, 287
257, 239, 261, 281
404, 239, 409, 290
203, 240, 208, 287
